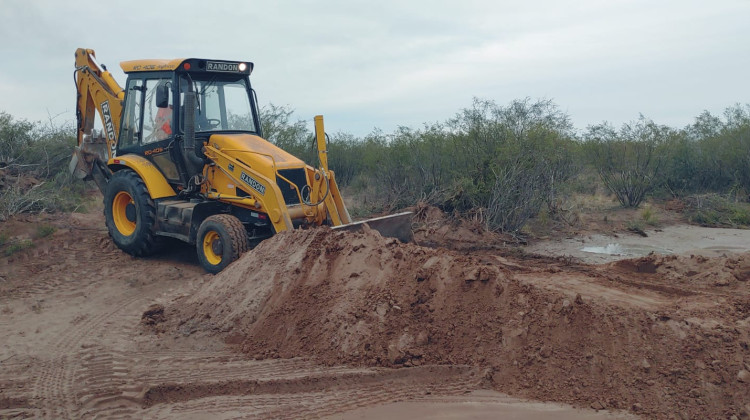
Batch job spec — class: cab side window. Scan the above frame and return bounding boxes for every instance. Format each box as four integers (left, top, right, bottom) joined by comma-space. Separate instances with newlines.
142, 79, 173, 144
119, 79, 143, 149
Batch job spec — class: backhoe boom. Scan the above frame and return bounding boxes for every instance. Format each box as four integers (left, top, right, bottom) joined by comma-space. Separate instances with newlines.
70, 49, 124, 188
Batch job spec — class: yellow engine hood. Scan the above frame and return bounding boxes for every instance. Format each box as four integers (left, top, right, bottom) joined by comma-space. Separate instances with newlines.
207, 133, 306, 180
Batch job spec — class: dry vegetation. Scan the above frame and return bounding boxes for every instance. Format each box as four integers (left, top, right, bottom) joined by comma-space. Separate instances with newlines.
2, 99, 749, 235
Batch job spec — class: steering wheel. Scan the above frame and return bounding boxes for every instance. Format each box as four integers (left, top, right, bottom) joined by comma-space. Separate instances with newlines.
205, 119, 221, 129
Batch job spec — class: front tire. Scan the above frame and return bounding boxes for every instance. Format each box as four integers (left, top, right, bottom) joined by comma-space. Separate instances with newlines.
103, 169, 160, 256
196, 214, 249, 274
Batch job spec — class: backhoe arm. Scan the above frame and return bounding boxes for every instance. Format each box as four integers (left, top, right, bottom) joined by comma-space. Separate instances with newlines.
70, 48, 125, 189
312, 116, 352, 226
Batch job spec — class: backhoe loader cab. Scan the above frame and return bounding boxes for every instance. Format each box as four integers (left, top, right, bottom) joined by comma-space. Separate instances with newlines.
117, 59, 260, 183
71, 48, 411, 273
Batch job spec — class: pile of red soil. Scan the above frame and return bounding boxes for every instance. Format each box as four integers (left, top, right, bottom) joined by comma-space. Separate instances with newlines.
162, 226, 750, 419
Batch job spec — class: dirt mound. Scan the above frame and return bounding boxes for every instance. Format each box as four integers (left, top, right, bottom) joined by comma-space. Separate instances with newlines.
612, 252, 750, 288
162, 226, 750, 419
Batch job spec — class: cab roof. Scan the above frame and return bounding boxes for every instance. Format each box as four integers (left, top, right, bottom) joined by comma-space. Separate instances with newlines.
120, 58, 253, 74
120, 59, 185, 73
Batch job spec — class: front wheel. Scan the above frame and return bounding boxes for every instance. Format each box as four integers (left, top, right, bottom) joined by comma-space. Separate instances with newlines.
196, 214, 249, 273
103, 169, 160, 256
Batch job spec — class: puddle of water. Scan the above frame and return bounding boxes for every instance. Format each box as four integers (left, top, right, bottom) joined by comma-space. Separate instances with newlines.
582, 243, 624, 255
581, 243, 673, 257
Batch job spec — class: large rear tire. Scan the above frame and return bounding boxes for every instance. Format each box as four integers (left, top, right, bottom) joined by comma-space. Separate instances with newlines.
196, 214, 249, 274
103, 169, 161, 256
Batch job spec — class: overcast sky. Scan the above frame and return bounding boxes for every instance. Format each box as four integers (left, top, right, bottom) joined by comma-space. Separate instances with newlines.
1, 0, 748, 136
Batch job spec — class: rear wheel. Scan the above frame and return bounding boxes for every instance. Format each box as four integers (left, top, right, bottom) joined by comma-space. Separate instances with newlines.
196, 214, 249, 273
103, 169, 160, 256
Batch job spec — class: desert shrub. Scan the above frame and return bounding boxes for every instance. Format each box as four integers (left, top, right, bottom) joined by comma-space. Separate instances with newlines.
660, 132, 707, 196
0, 112, 34, 165
704, 105, 750, 199
441, 98, 579, 231
485, 153, 549, 231
0, 112, 88, 219
585, 116, 673, 208
684, 194, 750, 228
338, 98, 579, 231
325, 132, 363, 186
661, 106, 750, 198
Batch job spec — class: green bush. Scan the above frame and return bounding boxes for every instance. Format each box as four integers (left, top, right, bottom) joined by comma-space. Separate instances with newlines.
684, 194, 750, 228
584, 117, 673, 208
661, 106, 750, 198
0, 111, 88, 220
349, 98, 579, 232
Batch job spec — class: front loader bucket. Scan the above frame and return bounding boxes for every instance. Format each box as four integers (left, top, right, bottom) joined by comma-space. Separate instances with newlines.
331, 212, 413, 243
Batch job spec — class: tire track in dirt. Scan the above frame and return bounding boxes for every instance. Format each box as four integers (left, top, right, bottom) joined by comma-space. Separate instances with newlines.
135, 354, 365, 384
74, 347, 146, 420
30, 291, 147, 419
0, 235, 124, 302
139, 365, 483, 419
0, 356, 38, 418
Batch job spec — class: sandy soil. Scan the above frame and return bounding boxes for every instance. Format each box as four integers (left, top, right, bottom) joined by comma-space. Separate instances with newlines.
322, 390, 635, 420
1, 205, 749, 419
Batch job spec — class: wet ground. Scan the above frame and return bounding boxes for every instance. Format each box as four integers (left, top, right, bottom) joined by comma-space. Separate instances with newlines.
526, 225, 750, 263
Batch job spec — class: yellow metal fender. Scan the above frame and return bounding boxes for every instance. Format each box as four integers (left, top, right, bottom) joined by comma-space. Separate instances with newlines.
108, 154, 176, 199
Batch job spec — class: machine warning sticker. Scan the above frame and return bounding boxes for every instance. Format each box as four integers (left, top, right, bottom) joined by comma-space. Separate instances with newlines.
241, 171, 266, 195
206, 61, 239, 72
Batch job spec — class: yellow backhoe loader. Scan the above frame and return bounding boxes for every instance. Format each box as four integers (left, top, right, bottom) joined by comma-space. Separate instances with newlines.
70, 48, 410, 273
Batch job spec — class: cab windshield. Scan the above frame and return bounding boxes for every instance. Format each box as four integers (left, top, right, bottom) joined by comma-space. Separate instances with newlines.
179, 75, 258, 133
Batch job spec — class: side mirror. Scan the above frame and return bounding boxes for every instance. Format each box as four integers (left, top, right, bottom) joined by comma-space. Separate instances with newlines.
156, 84, 169, 108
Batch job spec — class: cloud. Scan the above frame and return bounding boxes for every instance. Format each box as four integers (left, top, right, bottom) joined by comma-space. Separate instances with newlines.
0, 0, 748, 135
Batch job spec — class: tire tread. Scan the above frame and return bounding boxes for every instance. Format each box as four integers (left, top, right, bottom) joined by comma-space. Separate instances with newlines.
103, 170, 161, 257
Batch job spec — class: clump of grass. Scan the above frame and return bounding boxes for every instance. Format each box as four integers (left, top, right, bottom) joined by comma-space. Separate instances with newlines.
626, 219, 647, 236
4, 239, 33, 256
33, 224, 56, 239
729, 205, 750, 225
640, 204, 659, 226
0, 232, 8, 247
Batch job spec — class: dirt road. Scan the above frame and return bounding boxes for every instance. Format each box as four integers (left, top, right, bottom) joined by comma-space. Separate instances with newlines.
1, 208, 749, 419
